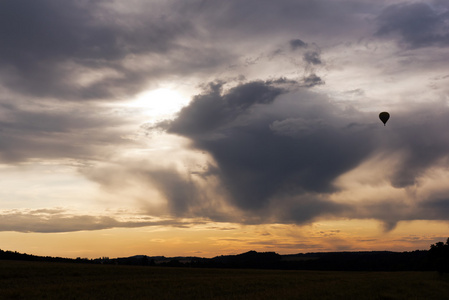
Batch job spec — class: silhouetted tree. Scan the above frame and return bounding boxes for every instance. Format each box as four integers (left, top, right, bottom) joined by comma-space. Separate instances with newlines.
428, 238, 449, 273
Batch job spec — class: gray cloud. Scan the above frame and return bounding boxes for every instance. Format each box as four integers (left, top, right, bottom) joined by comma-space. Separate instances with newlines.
271, 194, 349, 225
0, 209, 202, 233
302, 74, 325, 87
1, 0, 448, 234
375, 105, 449, 188
376, 2, 449, 49
167, 80, 295, 137
0, 0, 197, 99
0, 0, 380, 100
155, 81, 372, 217
304, 51, 322, 65
178, 0, 379, 43
290, 39, 308, 50
150, 80, 449, 226
419, 197, 449, 220
0, 100, 134, 163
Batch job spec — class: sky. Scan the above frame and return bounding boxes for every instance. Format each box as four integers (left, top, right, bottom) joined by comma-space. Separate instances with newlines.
1, 0, 449, 259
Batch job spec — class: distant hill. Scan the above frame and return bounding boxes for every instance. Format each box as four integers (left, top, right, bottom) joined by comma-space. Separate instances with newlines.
188, 250, 430, 271
0, 249, 76, 263
1, 244, 447, 272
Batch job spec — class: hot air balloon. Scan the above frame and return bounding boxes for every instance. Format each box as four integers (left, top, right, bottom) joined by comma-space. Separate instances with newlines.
379, 112, 390, 126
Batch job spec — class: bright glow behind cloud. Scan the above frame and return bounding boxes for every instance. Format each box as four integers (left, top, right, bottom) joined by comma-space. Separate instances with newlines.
127, 88, 190, 119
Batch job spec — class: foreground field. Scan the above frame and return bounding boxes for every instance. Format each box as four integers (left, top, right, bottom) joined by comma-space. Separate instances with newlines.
0, 260, 448, 299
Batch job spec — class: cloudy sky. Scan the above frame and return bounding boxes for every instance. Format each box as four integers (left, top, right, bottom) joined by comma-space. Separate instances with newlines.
1, 0, 449, 258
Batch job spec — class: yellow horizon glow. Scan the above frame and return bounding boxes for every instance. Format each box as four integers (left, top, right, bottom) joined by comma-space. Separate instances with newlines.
0, 219, 447, 259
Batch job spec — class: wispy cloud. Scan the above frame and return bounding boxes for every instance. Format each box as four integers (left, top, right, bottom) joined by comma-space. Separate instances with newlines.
0, 209, 205, 233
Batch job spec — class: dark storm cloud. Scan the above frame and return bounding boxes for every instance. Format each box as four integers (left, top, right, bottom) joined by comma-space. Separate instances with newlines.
167, 80, 294, 137
0, 0, 194, 99
151, 80, 449, 225
156, 80, 373, 216
376, 2, 449, 48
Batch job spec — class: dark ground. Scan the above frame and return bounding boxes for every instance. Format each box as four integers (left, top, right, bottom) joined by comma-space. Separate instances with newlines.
1, 260, 448, 299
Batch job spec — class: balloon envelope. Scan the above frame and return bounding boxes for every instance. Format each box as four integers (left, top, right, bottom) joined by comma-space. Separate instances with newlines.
379, 112, 390, 125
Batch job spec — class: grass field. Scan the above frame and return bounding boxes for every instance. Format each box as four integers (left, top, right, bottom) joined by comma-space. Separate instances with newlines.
0, 260, 448, 299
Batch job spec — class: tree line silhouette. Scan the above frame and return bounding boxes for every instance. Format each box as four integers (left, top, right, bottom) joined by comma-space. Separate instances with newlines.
428, 237, 449, 273
1, 238, 448, 272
